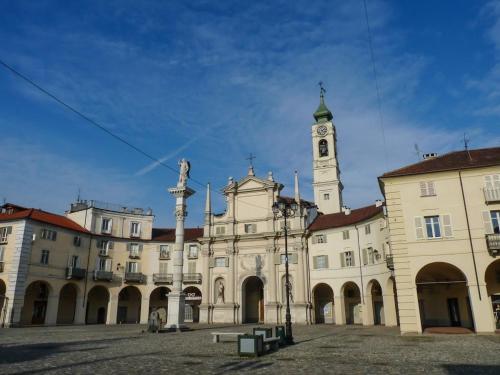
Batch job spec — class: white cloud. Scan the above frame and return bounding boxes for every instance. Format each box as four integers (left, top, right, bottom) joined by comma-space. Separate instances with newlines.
0, 137, 145, 214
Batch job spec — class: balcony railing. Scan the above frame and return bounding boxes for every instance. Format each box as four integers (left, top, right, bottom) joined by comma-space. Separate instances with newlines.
94, 270, 113, 281
153, 273, 173, 284
66, 267, 86, 280
129, 251, 141, 259
124, 272, 146, 283
486, 234, 500, 256
183, 273, 202, 284
385, 255, 394, 271
484, 188, 500, 204
0, 261, 4, 273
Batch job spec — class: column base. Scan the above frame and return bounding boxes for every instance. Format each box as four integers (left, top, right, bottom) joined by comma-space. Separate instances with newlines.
166, 292, 186, 328
163, 324, 191, 332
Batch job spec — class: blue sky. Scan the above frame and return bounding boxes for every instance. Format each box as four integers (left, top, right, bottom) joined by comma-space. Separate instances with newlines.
1, 0, 499, 227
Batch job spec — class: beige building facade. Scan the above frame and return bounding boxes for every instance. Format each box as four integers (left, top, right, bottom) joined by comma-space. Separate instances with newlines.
1, 93, 498, 335
380, 148, 500, 334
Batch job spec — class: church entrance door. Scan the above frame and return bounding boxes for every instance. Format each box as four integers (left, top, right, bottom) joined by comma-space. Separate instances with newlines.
243, 276, 264, 323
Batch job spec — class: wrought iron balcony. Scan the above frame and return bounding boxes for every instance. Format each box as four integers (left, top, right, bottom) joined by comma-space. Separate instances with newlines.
0, 261, 4, 273
153, 273, 173, 284
124, 272, 146, 283
385, 255, 394, 271
486, 234, 500, 256
66, 267, 86, 280
484, 188, 500, 204
129, 251, 141, 259
93, 270, 113, 281
183, 273, 202, 284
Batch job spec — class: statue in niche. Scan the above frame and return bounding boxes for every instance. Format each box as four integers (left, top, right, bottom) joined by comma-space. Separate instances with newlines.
178, 158, 191, 187
215, 279, 225, 304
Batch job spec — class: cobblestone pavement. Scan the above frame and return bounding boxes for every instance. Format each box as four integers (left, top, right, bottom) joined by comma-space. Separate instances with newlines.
1, 324, 499, 374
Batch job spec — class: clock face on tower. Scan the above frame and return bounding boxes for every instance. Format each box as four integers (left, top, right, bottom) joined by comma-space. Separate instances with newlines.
316, 125, 328, 136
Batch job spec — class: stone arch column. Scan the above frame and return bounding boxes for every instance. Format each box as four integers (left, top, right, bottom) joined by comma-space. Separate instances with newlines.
383, 277, 398, 327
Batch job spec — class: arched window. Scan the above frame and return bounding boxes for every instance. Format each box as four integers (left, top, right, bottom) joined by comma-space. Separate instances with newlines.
319, 139, 328, 157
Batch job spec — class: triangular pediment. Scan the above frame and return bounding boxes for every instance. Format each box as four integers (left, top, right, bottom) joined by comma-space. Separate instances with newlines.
223, 175, 281, 194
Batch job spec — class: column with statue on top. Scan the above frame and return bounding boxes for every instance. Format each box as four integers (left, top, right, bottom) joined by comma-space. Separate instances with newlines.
165, 158, 195, 330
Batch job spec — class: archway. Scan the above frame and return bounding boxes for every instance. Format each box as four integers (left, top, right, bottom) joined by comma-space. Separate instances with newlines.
57, 283, 78, 324
183, 286, 201, 323
21, 281, 51, 325
313, 283, 334, 324
117, 286, 141, 324
86, 286, 109, 324
0, 279, 6, 327
368, 280, 384, 325
485, 259, 500, 329
416, 262, 473, 330
149, 287, 170, 324
342, 282, 361, 325
242, 276, 264, 323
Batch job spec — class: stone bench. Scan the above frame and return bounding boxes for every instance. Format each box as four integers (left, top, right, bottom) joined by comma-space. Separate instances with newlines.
211, 332, 245, 343
263, 337, 280, 352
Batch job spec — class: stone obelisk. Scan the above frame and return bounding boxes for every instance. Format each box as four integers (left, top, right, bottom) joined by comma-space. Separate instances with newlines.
166, 158, 195, 330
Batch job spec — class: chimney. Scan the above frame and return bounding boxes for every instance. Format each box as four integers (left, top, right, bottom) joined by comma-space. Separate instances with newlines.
342, 206, 351, 215
422, 153, 438, 160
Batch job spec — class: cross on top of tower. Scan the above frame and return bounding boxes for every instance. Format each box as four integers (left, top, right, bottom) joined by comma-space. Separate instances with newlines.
319, 81, 326, 98
246, 153, 256, 176
246, 153, 256, 168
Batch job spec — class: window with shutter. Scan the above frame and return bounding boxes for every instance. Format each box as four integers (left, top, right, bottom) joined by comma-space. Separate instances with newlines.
342, 230, 350, 240
188, 261, 196, 273
483, 211, 494, 234
441, 214, 453, 237
105, 259, 112, 271
485, 175, 500, 189
0, 245, 5, 261
340, 253, 346, 268
490, 211, 500, 234
159, 262, 168, 274
414, 217, 424, 239
0, 227, 8, 243
425, 216, 441, 238
420, 181, 436, 197
362, 248, 368, 265
225, 257, 229, 267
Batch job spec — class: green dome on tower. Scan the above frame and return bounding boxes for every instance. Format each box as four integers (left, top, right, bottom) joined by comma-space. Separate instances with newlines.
313, 91, 333, 123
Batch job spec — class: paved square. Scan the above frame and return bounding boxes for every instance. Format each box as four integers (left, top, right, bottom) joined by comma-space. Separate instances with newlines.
1, 324, 499, 374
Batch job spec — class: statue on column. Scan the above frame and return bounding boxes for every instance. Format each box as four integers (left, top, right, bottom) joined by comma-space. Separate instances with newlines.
178, 158, 191, 187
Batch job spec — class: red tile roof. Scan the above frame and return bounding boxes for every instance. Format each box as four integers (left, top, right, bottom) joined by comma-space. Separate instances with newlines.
308, 204, 383, 231
0, 207, 90, 233
380, 147, 500, 178
151, 227, 203, 242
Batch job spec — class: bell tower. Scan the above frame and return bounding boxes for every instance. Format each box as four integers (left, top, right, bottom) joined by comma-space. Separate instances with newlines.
311, 85, 343, 214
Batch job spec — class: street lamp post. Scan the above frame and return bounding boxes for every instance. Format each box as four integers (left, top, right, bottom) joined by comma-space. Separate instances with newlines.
272, 199, 299, 345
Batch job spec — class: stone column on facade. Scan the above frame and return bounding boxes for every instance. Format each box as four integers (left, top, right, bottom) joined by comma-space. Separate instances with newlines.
140, 294, 150, 324
166, 175, 195, 330
334, 295, 345, 325
74, 296, 86, 324
199, 244, 211, 323
45, 294, 59, 325
293, 243, 308, 324
265, 244, 278, 323
382, 286, 398, 327
468, 283, 496, 333
106, 294, 118, 324
362, 293, 373, 326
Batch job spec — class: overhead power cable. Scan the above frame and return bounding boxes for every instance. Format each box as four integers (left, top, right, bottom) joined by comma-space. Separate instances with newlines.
362, 0, 389, 168
0, 58, 271, 210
